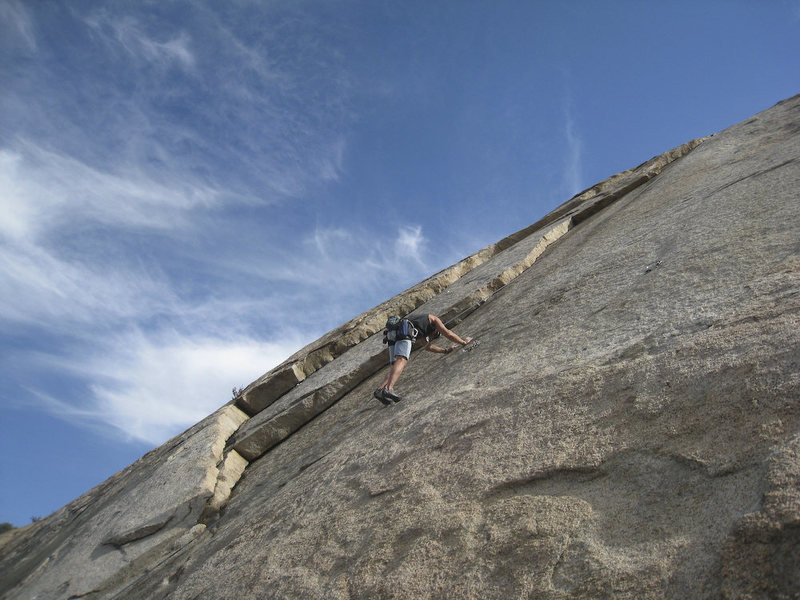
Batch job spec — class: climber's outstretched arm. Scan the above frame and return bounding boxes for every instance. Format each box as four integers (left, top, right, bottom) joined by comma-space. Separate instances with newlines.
428, 315, 472, 347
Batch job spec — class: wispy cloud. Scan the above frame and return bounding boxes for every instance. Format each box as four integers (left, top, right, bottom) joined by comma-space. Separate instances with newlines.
0, 0, 37, 51
395, 225, 427, 268
89, 333, 308, 443
0, 2, 367, 445
0, 241, 176, 328
0, 139, 224, 330
28, 331, 308, 444
85, 13, 195, 70
193, 222, 440, 336
297, 224, 431, 289
3, 3, 355, 204
0, 142, 221, 243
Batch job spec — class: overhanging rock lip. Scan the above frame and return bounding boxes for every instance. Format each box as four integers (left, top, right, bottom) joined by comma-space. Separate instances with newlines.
238, 362, 307, 415
231, 349, 387, 461
102, 511, 174, 548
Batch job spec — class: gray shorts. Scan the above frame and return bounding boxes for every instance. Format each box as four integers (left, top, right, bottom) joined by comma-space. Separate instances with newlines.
389, 339, 412, 364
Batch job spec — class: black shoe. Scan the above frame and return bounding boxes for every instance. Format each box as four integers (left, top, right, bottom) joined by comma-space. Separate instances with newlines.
374, 388, 391, 405
382, 389, 402, 403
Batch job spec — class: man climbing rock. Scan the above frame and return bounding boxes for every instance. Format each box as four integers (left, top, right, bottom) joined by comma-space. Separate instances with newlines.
374, 314, 472, 405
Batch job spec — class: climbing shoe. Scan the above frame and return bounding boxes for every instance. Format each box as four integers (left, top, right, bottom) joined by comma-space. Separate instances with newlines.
382, 389, 402, 403
373, 388, 391, 406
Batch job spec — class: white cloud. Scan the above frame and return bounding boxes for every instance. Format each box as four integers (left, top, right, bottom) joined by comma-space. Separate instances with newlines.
0, 2, 367, 448
0, 150, 36, 240
286, 223, 431, 291
0, 135, 352, 448
0, 240, 175, 328
395, 225, 427, 267
85, 13, 195, 70
30, 331, 307, 444
146, 33, 194, 69
0, 142, 221, 243
310, 226, 352, 261
0, 140, 224, 329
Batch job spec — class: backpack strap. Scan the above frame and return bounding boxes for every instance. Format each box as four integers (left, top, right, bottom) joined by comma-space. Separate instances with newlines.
383, 316, 418, 344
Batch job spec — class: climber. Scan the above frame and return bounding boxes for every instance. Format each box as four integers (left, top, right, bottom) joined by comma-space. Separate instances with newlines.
373, 313, 472, 405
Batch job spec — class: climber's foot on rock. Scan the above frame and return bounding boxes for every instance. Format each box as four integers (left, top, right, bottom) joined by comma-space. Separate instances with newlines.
382, 389, 402, 403
374, 388, 391, 405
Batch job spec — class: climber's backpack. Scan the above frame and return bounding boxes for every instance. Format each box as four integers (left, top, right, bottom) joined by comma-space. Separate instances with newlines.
384, 316, 418, 345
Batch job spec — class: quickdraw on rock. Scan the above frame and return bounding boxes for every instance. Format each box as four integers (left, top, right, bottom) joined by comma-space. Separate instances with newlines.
461, 339, 480, 353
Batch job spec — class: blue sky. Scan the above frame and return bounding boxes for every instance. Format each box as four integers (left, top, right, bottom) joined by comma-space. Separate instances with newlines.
0, 1, 797, 527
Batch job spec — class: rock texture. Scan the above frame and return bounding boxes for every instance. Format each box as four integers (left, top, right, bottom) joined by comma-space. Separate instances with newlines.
0, 405, 247, 600
1, 94, 798, 600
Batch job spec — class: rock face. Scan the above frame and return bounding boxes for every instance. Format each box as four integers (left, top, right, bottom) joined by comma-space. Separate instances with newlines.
1, 94, 799, 600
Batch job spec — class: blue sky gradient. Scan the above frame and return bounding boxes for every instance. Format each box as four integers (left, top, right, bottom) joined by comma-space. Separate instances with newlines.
1, 1, 798, 527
